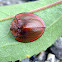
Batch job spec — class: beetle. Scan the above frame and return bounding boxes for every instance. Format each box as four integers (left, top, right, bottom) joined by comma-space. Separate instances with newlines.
10, 13, 45, 42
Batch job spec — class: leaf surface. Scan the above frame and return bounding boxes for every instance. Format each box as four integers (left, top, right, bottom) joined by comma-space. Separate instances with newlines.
0, 0, 62, 62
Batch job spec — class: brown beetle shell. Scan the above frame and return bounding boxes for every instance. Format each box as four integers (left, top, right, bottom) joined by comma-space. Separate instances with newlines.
10, 13, 45, 42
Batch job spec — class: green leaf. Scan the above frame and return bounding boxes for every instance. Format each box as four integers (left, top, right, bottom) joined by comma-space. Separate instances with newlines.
0, 0, 62, 62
